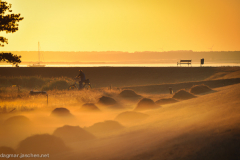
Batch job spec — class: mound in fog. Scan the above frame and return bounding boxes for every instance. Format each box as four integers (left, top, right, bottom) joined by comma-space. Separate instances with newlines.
53, 125, 95, 143
17, 134, 70, 154
51, 107, 73, 117
98, 96, 117, 105
0, 146, 16, 154
135, 98, 160, 111
155, 98, 178, 105
190, 84, 212, 94
119, 90, 142, 99
115, 111, 149, 124
3, 115, 31, 127
86, 120, 125, 134
172, 90, 196, 100
80, 103, 101, 112
0, 147, 16, 160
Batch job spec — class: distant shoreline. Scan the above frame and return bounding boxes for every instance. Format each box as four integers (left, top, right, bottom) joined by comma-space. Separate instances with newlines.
1, 62, 240, 68
4, 51, 240, 65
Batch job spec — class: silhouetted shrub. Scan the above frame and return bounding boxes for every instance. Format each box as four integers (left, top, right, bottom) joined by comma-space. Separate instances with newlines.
135, 98, 160, 111
17, 134, 70, 154
119, 90, 141, 99
0, 147, 16, 160
53, 125, 95, 143
172, 90, 195, 100
0, 146, 16, 154
98, 96, 117, 105
80, 103, 101, 112
3, 115, 31, 127
51, 108, 73, 117
2, 115, 34, 144
190, 84, 212, 95
115, 111, 149, 124
86, 120, 124, 134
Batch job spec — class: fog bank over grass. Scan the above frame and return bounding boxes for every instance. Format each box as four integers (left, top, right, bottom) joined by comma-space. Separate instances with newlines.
0, 67, 240, 159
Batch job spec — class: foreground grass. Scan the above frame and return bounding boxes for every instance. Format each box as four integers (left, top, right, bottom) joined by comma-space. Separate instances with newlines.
0, 76, 75, 91
0, 86, 121, 113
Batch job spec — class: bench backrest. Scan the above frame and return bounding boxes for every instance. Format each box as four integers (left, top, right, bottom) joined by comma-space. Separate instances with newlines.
180, 60, 191, 62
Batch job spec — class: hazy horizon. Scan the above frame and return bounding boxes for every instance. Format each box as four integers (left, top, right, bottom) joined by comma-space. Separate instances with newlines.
1, 50, 238, 65
1, 0, 240, 52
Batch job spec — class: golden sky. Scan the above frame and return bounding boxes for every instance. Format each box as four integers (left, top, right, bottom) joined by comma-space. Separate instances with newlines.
1, 0, 240, 52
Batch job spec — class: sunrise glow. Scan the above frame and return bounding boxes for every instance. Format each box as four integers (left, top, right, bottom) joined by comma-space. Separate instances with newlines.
1, 0, 240, 52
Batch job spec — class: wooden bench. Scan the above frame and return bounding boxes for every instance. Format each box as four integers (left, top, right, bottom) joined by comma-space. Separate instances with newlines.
29, 91, 47, 95
177, 60, 192, 66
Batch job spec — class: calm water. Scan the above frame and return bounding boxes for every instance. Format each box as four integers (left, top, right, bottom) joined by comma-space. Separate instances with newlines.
1, 63, 240, 67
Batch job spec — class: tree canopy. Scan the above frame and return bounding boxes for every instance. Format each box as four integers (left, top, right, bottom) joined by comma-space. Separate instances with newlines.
0, 52, 21, 65
0, 1, 23, 66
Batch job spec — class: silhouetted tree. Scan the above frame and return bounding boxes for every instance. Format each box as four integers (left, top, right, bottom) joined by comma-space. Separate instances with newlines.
0, 1, 23, 67
0, 52, 21, 65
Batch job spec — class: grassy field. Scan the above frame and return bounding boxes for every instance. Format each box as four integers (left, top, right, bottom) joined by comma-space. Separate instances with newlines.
1, 67, 240, 88
0, 67, 240, 160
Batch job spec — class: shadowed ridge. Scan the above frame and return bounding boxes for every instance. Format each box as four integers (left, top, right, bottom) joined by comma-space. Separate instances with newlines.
155, 98, 178, 105
123, 78, 240, 94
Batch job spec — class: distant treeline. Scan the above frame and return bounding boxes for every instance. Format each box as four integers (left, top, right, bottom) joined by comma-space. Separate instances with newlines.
8, 51, 240, 64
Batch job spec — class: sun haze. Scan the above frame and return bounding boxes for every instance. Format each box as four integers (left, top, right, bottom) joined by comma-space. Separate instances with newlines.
1, 0, 240, 52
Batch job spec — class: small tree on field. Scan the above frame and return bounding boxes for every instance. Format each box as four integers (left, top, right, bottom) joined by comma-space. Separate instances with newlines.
0, 1, 23, 67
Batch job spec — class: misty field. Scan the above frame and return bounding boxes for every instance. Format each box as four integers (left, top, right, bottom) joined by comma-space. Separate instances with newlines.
1, 67, 240, 160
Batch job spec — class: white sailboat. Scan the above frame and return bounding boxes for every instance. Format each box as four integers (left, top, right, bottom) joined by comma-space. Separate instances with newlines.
28, 42, 46, 67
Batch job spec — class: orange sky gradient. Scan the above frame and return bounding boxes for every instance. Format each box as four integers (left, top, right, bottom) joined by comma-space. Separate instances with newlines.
1, 0, 240, 52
